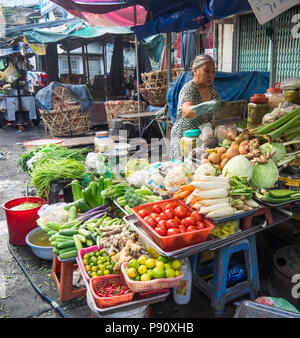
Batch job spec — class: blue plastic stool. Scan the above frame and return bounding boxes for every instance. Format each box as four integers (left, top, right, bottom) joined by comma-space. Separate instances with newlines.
191, 234, 260, 317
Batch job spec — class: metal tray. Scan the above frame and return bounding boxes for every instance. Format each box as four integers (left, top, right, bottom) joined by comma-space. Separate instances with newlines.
234, 300, 300, 318
113, 199, 130, 215
254, 196, 300, 208
124, 209, 291, 258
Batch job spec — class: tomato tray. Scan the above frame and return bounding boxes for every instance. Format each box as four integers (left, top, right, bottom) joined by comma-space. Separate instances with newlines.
132, 199, 214, 252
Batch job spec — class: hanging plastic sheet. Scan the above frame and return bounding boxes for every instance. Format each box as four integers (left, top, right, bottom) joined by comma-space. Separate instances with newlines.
167, 70, 270, 124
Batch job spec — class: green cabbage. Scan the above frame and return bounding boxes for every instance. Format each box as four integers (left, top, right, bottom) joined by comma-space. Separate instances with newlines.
250, 159, 279, 189
259, 142, 286, 163
222, 155, 253, 181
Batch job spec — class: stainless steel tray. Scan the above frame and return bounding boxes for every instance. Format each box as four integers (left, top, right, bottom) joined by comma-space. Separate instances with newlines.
113, 199, 130, 215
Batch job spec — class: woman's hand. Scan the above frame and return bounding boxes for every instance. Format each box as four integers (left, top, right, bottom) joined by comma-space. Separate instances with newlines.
181, 101, 199, 119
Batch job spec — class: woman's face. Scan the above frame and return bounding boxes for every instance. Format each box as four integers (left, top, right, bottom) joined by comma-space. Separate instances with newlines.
193, 61, 216, 86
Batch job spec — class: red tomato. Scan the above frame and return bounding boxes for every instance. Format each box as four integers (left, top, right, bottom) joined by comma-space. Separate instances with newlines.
163, 208, 175, 220
178, 224, 186, 233
157, 220, 167, 229
144, 216, 157, 228
138, 209, 149, 218
152, 205, 163, 214
165, 201, 177, 210
191, 210, 203, 222
166, 218, 179, 229
181, 217, 196, 227
155, 216, 164, 223
150, 213, 160, 219
174, 206, 188, 219
196, 222, 205, 229
167, 228, 180, 235
186, 225, 197, 232
155, 227, 167, 236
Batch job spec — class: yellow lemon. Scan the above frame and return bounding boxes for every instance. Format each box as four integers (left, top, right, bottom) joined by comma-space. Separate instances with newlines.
174, 270, 181, 277
156, 261, 165, 269
165, 268, 175, 278
138, 265, 147, 275
171, 260, 181, 270
128, 259, 139, 270
141, 273, 151, 281
145, 258, 156, 269
127, 267, 137, 279
138, 255, 148, 265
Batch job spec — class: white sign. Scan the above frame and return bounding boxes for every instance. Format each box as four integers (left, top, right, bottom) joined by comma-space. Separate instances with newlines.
39, 0, 57, 16
248, 0, 300, 25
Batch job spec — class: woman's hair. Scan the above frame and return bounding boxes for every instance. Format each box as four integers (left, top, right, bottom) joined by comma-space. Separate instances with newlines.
191, 54, 215, 70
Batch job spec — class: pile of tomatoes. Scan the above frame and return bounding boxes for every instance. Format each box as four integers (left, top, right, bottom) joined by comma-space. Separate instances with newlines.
136, 201, 206, 236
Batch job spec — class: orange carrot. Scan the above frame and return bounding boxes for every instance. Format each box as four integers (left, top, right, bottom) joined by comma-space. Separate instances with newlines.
180, 184, 195, 192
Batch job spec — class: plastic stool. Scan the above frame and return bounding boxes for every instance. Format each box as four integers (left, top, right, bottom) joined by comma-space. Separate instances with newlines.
48, 179, 74, 204
192, 234, 260, 317
51, 254, 86, 301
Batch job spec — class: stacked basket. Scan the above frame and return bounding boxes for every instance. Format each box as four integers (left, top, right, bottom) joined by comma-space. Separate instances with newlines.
104, 100, 147, 128
39, 85, 91, 137
140, 68, 183, 107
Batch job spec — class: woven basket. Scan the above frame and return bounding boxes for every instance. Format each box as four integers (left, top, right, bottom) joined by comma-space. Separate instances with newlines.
104, 100, 147, 128
40, 85, 91, 137
121, 262, 184, 293
140, 85, 167, 107
141, 68, 183, 89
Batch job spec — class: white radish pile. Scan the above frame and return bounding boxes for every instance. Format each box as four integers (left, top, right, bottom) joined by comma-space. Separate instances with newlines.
186, 175, 258, 219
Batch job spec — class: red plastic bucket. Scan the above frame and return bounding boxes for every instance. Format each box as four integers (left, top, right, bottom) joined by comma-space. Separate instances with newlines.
3, 197, 46, 245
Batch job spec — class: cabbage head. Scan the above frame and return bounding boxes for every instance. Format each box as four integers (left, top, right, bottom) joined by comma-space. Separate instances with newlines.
250, 159, 279, 189
222, 155, 253, 181
259, 142, 286, 163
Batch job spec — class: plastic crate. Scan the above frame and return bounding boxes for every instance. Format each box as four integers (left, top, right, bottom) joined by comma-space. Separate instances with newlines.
89, 274, 134, 309
137, 288, 170, 300
132, 199, 214, 252
77, 245, 100, 283
121, 262, 184, 293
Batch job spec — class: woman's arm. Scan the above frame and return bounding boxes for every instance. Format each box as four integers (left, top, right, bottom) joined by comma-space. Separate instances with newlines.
181, 101, 199, 119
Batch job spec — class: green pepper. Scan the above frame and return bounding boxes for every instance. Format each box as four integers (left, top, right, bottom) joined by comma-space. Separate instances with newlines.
83, 188, 99, 208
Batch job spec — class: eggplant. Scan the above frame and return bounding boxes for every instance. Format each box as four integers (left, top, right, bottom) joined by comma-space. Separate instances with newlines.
77, 208, 110, 221
87, 212, 114, 221
80, 205, 110, 216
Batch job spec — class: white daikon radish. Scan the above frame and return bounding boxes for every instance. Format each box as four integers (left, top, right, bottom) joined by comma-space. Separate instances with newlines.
200, 197, 230, 206
193, 175, 230, 183
206, 207, 236, 218
244, 199, 259, 208
199, 203, 231, 214
192, 188, 228, 199
186, 192, 197, 205
192, 203, 202, 209
192, 181, 230, 190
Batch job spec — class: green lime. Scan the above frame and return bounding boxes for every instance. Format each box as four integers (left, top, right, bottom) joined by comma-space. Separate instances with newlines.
171, 260, 181, 270
152, 267, 166, 279
157, 255, 169, 263
128, 259, 139, 270
165, 268, 175, 278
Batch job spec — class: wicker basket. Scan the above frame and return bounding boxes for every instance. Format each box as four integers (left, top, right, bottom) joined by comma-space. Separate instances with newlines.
140, 85, 167, 107
40, 85, 91, 137
141, 68, 183, 89
104, 100, 147, 128
121, 262, 184, 293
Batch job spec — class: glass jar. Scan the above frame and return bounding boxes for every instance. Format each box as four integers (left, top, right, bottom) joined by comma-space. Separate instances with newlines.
181, 129, 201, 160
284, 89, 300, 105
94, 131, 115, 153
265, 84, 285, 110
247, 94, 270, 130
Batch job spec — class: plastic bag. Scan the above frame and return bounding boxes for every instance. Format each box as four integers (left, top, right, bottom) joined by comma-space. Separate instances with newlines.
210, 220, 240, 238
199, 122, 218, 149
37, 203, 69, 226
255, 297, 300, 314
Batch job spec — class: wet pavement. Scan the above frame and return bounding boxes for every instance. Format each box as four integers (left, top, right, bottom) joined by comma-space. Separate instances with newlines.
0, 123, 300, 319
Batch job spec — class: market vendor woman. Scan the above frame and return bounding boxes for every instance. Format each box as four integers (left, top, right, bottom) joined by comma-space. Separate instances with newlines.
170, 54, 222, 159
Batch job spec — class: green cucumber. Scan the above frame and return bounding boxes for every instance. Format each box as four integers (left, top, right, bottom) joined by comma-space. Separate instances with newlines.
77, 234, 86, 243
59, 250, 78, 260
68, 206, 78, 222
73, 235, 83, 250
64, 201, 78, 211
59, 229, 79, 236
75, 198, 91, 213
78, 228, 92, 239
86, 239, 94, 246
45, 222, 61, 232
58, 246, 77, 254
47, 230, 57, 237
83, 188, 99, 208
56, 240, 76, 249
71, 179, 83, 201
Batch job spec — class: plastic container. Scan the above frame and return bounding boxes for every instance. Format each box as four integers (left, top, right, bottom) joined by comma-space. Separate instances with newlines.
94, 131, 114, 153
265, 83, 285, 110
172, 258, 192, 304
181, 129, 201, 160
25, 227, 53, 261
77, 245, 100, 283
137, 288, 169, 300
121, 262, 184, 293
132, 199, 215, 252
89, 274, 134, 308
284, 89, 300, 105
23, 138, 63, 150
3, 197, 46, 245
247, 94, 270, 129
